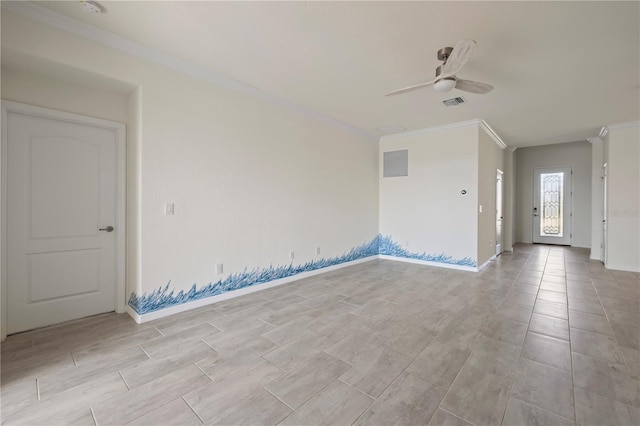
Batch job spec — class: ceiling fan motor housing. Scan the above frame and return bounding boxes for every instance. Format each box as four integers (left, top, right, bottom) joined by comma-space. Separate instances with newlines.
437, 46, 453, 62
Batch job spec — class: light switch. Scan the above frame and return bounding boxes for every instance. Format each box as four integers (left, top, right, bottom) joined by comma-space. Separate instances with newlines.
165, 203, 174, 215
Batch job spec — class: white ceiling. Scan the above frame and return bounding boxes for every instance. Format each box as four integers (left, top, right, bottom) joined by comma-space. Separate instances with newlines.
7, 1, 640, 147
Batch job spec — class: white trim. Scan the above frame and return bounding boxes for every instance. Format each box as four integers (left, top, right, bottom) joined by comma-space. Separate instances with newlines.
128, 251, 497, 324
1, 105, 7, 340
571, 244, 591, 249
531, 165, 573, 246
480, 120, 507, 149
1, 1, 377, 143
605, 263, 640, 273
378, 255, 479, 272
587, 137, 603, 144
128, 255, 379, 323
608, 121, 640, 130
477, 256, 496, 272
1, 101, 126, 340
380, 119, 483, 142
380, 118, 507, 150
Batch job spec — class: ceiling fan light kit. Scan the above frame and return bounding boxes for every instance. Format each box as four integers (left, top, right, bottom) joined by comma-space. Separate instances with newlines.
433, 78, 456, 92
386, 39, 494, 97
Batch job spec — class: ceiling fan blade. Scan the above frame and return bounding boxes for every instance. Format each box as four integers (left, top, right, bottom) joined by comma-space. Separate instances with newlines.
442, 39, 476, 76
385, 79, 436, 96
455, 79, 494, 94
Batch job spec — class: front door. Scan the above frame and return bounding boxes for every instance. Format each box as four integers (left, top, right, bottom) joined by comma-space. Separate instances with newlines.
6, 106, 120, 333
533, 166, 572, 245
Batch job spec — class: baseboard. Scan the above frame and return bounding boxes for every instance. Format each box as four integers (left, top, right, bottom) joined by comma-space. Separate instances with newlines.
605, 263, 640, 273
571, 244, 591, 249
477, 256, 496, 272
378, 255, 478, 272
127, 252, 493, 324
126, 255, 379, 324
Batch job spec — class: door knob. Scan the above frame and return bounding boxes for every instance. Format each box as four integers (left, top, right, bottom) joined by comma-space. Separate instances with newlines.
99, 226, 114, 232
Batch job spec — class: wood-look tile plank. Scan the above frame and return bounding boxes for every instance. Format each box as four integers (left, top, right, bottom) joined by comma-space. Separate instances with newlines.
360, 373, 446, 426
278, 380, 373, 426
120, 340, 217, 389
427, 409, 475, 426
265, 352, 351, 409
205, 389, 291, 425
503, 397, 574, 426
184, 358, 283, 422
92, 365, 210, 425
3, 372, 127, 426
38, 346, 148, 399
405, 340, 472, 390
339, 347, 412, 398
126, 398, 202, 426
511, 358, 575, 419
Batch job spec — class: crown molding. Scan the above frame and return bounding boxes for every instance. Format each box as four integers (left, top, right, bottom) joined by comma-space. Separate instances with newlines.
608, 121, 640, 130
380, 118, 483, 142
1, 1, 378, 142
479, 120, 507, 149
380, 118, 508, 150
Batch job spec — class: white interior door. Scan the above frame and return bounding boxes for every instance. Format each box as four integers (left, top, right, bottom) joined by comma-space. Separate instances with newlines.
533, 166, 572, 245
496, 170, 503, 255
6, 108, 119, 334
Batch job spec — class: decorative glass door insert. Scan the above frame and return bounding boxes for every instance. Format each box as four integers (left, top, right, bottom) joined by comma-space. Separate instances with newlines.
540, 172, 564, 237
533, 166, 572, 245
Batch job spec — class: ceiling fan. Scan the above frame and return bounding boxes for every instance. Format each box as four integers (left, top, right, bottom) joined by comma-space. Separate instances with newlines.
386, 40, 494, 96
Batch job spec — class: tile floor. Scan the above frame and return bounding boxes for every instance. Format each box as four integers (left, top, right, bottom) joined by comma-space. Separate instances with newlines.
1, 244, 639, 425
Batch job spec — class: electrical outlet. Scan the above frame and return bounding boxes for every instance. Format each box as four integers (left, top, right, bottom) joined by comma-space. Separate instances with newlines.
215, 263, 223, 274
289, 251, 295, 260
165, 203, 174, 215
315, 247, 321, 255
479, 205, 483, 213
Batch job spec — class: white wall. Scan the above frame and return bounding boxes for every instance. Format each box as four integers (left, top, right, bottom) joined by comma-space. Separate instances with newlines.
379, 123, 479, 266
503, 148, 516, 252
515, 141, 592, 247
477, 127, 505, 265
589, 138, 604, 260
1, 10, 379, 313
1, 66, 130, 124
605, 123, 640, 272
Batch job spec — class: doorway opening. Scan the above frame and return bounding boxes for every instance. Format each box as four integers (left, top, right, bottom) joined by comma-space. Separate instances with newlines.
532, 166, 572, 246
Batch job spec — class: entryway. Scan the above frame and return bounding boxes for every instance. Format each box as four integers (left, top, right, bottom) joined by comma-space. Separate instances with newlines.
2, 101, 126, 335
532, 166, 572, 245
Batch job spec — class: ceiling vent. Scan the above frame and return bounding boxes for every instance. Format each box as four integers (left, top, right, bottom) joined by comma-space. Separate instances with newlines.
442, 97, 465, 107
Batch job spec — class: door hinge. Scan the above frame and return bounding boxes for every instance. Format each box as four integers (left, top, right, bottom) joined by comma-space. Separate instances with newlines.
570, 233, 573, 238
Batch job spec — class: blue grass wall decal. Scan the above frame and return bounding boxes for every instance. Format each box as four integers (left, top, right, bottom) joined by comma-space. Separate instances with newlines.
378, 234, 477, 267
128, 235, 380, 314
128, 234, 476, 315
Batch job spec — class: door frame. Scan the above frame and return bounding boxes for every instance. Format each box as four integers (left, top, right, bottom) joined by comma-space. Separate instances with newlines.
601, 162, 608, 265
496, 169, 504, 255
1, 101, 126, 340
532, 165, 573, 246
